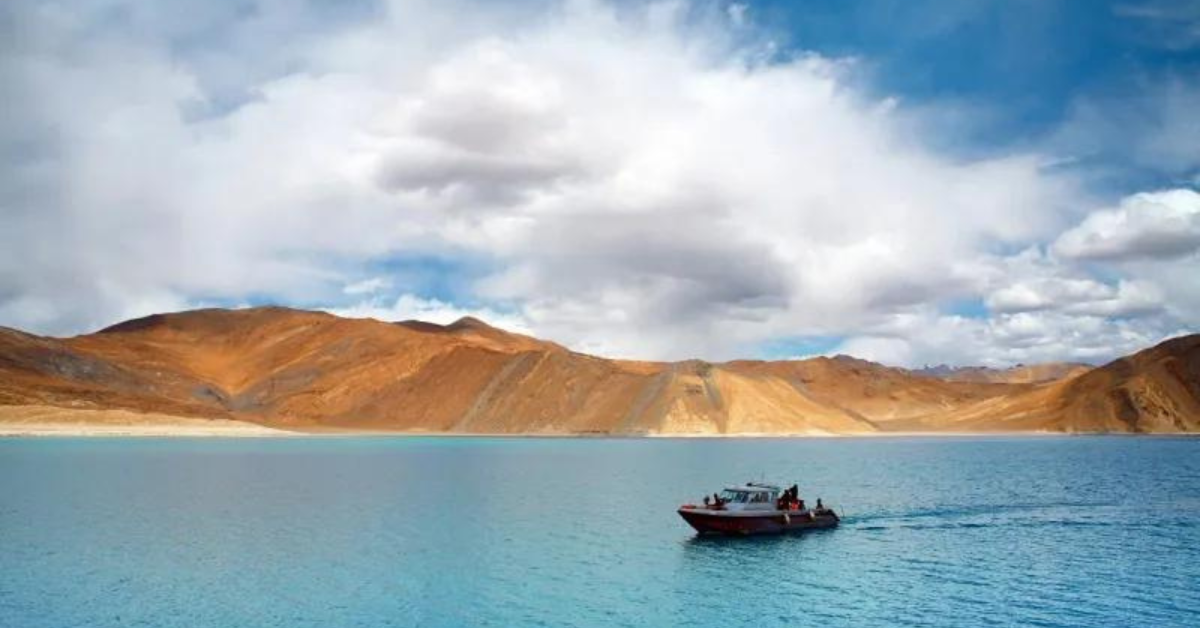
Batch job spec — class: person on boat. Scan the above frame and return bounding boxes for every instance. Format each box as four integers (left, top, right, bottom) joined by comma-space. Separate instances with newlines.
798, 499, 806, 511
816, 498, 824, 511
703, 495, 711, 508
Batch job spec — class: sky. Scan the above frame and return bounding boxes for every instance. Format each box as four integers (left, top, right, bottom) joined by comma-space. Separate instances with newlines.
2, 0, 1200, 367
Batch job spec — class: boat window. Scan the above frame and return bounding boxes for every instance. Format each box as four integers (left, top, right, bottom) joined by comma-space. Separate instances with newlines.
720, 490, 749, 503
750, 492, 769, 503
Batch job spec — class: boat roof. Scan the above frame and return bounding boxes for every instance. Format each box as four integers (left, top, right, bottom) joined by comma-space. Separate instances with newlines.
724, 483, 781, 493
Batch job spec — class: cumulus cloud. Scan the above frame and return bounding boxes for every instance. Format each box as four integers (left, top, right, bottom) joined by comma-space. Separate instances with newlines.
978, 247, 1165, 318
1041, 188, 1200, 355
985, 279, 1163, 317
833, 308, 1179, 368
0, 0, 1195, 365
1053, 189, 1200, 261
329, 293, 531, 334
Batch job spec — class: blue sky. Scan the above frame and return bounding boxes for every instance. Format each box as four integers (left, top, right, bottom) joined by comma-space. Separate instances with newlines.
2, 0, 1199, 366
759, 0, 1200, 181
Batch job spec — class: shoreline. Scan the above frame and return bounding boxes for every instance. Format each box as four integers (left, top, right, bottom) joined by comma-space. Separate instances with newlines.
0, 422, 297, 438
3, 406, 1196, 439
0, 405, 296, 438
5, 428, 1194, 438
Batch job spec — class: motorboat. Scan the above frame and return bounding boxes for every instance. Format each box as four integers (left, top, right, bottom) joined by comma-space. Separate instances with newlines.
677, 482, 839, 536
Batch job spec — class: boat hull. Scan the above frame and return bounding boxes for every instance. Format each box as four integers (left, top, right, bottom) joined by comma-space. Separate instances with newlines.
677, 507, 839, 536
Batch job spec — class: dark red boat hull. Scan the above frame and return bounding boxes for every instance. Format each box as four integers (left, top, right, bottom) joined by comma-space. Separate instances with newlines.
677, 507, 839, 536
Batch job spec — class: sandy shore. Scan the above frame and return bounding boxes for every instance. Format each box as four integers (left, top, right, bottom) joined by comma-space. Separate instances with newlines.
0, 405, 296, 437
2, 405, 1184, 438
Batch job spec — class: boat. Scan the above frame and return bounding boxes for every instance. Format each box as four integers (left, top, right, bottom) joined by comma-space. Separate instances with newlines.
677, 482, 839, 536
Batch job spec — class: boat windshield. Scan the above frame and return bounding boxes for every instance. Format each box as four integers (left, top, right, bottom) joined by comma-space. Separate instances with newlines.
720, 489, 751, 503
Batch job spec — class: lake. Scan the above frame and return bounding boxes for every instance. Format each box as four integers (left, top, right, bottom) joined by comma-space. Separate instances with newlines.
2, 436, 1199, 627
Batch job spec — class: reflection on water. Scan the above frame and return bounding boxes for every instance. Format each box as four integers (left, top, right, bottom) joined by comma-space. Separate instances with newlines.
1, 436, 1199, 627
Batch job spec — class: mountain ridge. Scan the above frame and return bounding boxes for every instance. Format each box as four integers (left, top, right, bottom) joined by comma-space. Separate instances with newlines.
910, 362, 1093, 385
1, 307, 1196, 434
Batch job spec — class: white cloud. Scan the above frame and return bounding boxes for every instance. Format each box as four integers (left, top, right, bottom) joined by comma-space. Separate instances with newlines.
343, 277, 393, 296
1053, 188, 1200, 261
981, 248, 1165, 318
328, 294, 531, 334
833, 308, 1178, 368
0, 0, 1194, 366
987, 279, 1107, 314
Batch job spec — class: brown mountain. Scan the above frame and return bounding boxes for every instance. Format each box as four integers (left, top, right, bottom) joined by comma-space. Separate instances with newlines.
897, 334, 1200, 433
1, 307, 1196, 434
911, 362, 1092, 385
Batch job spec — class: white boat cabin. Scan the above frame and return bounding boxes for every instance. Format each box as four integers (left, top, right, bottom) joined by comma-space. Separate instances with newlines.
716, 483, 780, 511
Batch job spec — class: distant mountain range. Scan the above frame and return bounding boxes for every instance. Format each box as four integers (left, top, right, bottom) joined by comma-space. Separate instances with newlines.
2, 307, 1197, 434
910, 362, 1093, 385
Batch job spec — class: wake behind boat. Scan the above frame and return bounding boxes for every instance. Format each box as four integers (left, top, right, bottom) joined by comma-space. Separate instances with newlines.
677, 482, 839, 536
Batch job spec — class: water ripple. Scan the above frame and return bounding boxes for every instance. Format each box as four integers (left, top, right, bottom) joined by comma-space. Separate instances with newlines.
2, 436, 1200, 627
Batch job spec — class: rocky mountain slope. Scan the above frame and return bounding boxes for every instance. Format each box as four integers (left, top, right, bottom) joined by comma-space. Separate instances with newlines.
897, 334, 1200, 433
1, 307, 1196, 434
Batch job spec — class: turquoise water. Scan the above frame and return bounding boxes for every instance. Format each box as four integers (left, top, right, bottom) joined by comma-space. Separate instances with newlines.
2, 436, 1199, 627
